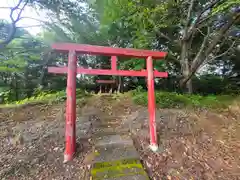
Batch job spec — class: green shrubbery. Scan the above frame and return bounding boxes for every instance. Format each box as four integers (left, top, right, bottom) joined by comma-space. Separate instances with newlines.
132, 87, 237, 109
1, 89, 88, 107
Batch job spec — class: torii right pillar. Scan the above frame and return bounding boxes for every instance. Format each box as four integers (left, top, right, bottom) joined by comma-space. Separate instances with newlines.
146, 56, 158, 151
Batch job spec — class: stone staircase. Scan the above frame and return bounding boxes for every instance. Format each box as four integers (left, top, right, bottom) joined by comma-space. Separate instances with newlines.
90, 118, 149, 180
79, 95, 149, 179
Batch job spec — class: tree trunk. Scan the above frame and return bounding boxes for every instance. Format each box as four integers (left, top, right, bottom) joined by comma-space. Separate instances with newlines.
180, 41, 193, 93
186, 79, 192, 93
99, 85, 102, 94
117, 76, 122, 93
15, 75, 18, 100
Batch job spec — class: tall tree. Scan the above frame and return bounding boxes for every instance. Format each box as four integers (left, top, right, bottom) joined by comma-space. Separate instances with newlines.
96, 0, 240, 93
0, 26, 49, 102
0, 0, 29, 49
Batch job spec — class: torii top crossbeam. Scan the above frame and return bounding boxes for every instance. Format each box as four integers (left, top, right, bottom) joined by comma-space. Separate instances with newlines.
48, 43, 168, 163
52, 43, 167, 58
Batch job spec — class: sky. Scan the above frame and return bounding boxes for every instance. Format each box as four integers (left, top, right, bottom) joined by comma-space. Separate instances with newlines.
0, 0, 47, 35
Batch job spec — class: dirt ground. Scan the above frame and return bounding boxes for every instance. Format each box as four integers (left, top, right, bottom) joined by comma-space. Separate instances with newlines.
131, 106, 240, 180
0, 102, 92, 180
0, 95, 133, 180
0, 95, 240, 180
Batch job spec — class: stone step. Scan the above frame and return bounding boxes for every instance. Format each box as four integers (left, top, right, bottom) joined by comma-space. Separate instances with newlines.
76, 121, 92, 130
76, 121, 92, 137
94, 135, 133, 147
92, 127, 129, 137
105, 175, 149, 180
88, 115, 149, 179
94, 144, 139, 163
91, 131, 128, 138
93, 123, 120, 129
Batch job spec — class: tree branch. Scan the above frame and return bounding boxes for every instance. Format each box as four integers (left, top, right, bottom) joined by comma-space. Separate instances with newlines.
16, 24, 43, 28
188, 0, 222, 35
191, 13, 240, 71
191, 27, 210, 72
15, 0, 28, 21
181, 12, 240, 86
166, 51, 180, 64
38, 50, 56, 88
157, 32, 173, 42
19, 17, 59, 26
180, 27, 210, 87
205, 14, 240, 57
19, 17, 48, 23
196, 28, 207, 36
186, 0, 196, 27
0, 0, 28, 49
9, 0, 24, 22
183, 0, 196, 41
202, 40, 236, 67
154, 27, 181, 48
197, 13, 215, 27
0, 7, 13, 9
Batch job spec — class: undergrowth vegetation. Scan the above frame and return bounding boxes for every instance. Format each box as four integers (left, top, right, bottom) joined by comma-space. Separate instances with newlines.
1, 86, 239, 110
132, 87, 239, 109
0, 89, 89, 108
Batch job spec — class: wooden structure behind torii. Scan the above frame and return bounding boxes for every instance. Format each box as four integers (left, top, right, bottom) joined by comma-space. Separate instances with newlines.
96, 79, 117, 94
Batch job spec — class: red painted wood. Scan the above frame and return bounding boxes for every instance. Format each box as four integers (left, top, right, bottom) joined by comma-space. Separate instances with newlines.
52, 43, 167, 59
96, 80, 116, 84
48, 67, 168, 78
64, 51, 77, 163
48, 43, 168, 162
147, 56, 157, 149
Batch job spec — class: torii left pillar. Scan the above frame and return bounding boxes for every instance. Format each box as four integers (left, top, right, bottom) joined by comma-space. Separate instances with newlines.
64, 50, 77, 162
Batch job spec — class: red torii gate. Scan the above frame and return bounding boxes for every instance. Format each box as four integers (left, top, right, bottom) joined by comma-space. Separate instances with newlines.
48, 43, 168, 162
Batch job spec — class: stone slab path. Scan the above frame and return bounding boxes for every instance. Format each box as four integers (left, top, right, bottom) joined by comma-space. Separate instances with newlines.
91, 134, 149, 180
80, 95, 149, 180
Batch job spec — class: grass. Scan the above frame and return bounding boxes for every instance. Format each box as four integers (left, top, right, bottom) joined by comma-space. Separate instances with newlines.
131, 87, 239, 109
1, 87, 238, 110
0, 89, 90, 108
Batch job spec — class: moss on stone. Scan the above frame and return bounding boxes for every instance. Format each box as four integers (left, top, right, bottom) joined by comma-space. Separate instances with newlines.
93, 158, 141, 169
91, 158, 148, 179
